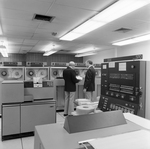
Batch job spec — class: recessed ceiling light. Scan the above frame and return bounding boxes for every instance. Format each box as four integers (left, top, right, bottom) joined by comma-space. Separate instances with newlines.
112, 33, 150, 46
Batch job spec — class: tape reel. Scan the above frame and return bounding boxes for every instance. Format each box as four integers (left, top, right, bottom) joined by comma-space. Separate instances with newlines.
26, 69, 35, 80
12, 69, 22, 79
75, 105, 95, 115
52, 70, 58, 77
0, 69, 8, 79
37, 69, 47, 78
28, 70, 34, 76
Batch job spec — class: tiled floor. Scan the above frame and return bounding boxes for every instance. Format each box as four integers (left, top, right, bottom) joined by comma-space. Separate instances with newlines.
0, 112, 65, 149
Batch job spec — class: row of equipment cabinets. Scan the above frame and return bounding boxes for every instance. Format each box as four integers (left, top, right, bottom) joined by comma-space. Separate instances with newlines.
0, 66, 101, 81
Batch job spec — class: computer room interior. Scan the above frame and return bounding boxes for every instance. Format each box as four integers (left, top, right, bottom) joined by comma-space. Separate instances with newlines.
0, 0, 150, 149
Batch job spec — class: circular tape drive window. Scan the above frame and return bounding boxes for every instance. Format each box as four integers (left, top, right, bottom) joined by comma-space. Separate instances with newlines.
53, 70, 58, 76
1, 70, 7, 76
12, 70, 22, 78
28, 70, 34, 76
37, 70, 47, 78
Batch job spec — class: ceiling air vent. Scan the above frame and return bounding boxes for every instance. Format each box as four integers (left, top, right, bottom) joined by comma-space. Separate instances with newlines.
33, 14, 55, 22
114, 28, 132, 33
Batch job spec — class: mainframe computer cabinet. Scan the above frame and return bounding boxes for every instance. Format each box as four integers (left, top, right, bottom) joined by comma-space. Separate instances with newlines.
21, 100, 56, 133
2, 104, 20, 136
2, 100, 56, 140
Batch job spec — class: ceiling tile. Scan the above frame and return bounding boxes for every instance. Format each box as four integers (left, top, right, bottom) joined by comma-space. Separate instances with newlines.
34, 28, 53, 34
3, 25, 36, 33
0, 0, 53, 14
1, 18, 39, 28
20, 46, 33, 51
4, 30, 33, 39
35, 40, 52, 46
56, 0, 116, 11
30, 47, 44, 53
23, 39, 39, 45
31, 33, 56, 40
0, 8, 33, 20
46, 3, 96, 20
7, 38, 24, 44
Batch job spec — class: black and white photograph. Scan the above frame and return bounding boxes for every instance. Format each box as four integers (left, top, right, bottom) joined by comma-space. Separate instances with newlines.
0, 0, 150, 149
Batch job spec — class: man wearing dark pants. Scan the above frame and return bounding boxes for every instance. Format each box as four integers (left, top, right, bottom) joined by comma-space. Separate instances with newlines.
83, 60, 96, 101
63, 61, 80, 116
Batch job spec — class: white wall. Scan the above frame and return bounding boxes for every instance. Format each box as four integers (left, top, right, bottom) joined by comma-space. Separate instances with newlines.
117, 40, 150, 60
116, 40, 150, 120
83, 48, 117, 63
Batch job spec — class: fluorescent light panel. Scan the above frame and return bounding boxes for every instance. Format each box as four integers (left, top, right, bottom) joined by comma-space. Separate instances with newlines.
75, 52, 96, 57
43, 50, 57, 56
92, 0, 148, 22
59, 32, 83, 41
43, 43, 60, 56
0, 45, 8, 57
112, 34, 150, 46
60, 0, 150, 41
43, 43, 59, 51
72, 20, 105, 34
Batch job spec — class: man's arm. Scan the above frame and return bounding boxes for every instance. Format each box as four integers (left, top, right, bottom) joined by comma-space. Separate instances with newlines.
71, 70, 80, 83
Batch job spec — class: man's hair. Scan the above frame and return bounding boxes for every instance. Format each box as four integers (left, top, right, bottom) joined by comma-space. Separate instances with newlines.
69, 61, 75, 67
86, 60, 93, 65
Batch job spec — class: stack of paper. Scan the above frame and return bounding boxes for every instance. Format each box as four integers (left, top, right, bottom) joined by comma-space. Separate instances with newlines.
76, 76, 83, 80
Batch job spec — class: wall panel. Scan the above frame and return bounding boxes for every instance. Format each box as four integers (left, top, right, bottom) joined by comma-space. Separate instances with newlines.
0, 53, 83, 65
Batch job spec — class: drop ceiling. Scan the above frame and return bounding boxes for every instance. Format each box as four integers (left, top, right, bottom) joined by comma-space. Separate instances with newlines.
0, 0, 150, 55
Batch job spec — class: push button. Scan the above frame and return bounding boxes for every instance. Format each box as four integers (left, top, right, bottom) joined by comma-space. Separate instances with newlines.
121, 95, 124, 98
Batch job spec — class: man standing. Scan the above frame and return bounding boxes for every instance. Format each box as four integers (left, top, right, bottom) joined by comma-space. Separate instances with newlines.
83, 60, 96, 101
63, 61, 80, 116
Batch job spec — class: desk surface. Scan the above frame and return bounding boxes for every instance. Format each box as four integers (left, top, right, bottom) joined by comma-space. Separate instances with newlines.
34, 119, 145, 149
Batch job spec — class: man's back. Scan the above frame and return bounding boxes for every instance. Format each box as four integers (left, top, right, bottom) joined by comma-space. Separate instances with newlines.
63, 67, 78, 92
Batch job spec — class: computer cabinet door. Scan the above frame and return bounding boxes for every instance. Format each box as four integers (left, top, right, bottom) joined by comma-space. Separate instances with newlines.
1, 81, 24, 103
21, 102, 56, 133
2, 104, 20, 136
56, 86, 65, 110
